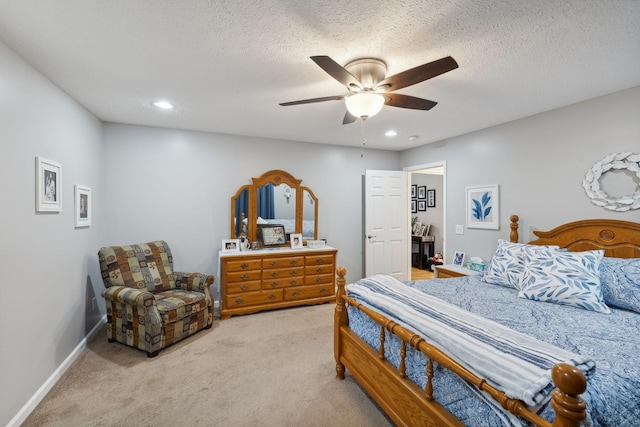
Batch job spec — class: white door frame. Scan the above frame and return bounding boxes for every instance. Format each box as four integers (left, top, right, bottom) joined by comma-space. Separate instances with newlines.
404, 161, 447, 264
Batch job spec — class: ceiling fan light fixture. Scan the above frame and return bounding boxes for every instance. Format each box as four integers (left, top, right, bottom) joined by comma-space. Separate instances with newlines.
345, 92, 385, 119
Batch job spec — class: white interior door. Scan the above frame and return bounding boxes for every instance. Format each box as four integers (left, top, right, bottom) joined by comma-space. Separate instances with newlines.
364, 170, 409, 280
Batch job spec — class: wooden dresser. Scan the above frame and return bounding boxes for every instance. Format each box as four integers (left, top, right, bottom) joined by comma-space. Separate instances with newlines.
219, 246, 337, 319
434, 264, 482, 279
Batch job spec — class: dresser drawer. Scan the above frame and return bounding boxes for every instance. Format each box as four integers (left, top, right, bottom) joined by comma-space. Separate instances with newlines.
225, 289, 283, 308
225, 259, 262, 272
263, 276, 303, 289
225, 270, 262, 283
262, 267, 304, 280
305, 254, 333, 266
226, 280, 262, 294
305, 272, 334, 285
285, 284, 333, 301
304, 264, 334, 275
264, 256, 304, 269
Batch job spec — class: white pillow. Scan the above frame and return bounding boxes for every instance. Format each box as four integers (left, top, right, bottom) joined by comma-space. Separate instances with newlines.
482, 240, 559, 290
518, 248, 610, 314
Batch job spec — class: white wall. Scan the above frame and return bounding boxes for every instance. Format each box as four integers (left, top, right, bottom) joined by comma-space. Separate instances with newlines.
103, 124, 400, 296
400, 86, 640, 264
0, 41, 105, 426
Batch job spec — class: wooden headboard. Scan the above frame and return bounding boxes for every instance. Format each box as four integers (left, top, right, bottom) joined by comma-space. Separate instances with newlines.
509, 215, 640, 258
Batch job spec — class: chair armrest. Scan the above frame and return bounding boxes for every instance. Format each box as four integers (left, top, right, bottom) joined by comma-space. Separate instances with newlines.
102, 286, 156, 307
173, 272, 214, 292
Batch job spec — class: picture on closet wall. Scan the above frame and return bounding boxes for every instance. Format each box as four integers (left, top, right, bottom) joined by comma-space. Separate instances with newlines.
411, 200, 417, 213
36, 156, 62, 212
417, 186, 426, 199
411, 185, 417, 199
418, 200, 426, 211
427, 189, 436, 207
74, 185, 91, 228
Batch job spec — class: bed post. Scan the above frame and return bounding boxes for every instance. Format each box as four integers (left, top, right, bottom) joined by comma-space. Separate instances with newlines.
334, 266, 347, 379
550, 364, 587, 427
510, 215, 519, 243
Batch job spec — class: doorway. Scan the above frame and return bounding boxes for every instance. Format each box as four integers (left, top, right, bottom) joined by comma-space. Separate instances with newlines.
405, 161, 446, 280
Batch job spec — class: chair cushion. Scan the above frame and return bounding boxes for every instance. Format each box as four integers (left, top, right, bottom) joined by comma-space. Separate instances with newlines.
155, 290, 208, 323
99, 241, 174, 292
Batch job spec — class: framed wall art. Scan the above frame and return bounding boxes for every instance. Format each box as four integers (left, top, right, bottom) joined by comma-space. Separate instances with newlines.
411, 184, 417, 199
74, 185, 91, 227
411, 200, 417, 213
427, 189, 436, 207
418, 200, 426, 211
417, 185, 426, 199
36, 156, 62, 212
466, 184, 500, 229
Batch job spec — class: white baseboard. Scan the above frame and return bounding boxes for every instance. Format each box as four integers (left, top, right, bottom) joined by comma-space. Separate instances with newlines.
7, 315, 107, 427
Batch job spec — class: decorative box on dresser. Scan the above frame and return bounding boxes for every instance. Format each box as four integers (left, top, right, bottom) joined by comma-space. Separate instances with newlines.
219, 246, 337, 319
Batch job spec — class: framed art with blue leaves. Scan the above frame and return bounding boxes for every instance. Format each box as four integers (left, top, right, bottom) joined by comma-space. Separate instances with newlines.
466, 184, 500, 229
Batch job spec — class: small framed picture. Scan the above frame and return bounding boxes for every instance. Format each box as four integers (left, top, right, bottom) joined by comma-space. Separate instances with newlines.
74, 185, 91, 227
411, 200, 417, 213
466, 184, 500, 229
290, 233, 303, 249
36, 156, 62, 212
412, 222, 422, 235
222, 239, 240, 253
417, 186, 426, 199
259, 224, 287, 246
453, 251, 466, 266
411, 184, 417, 199
417, 200, 426, 211
427, 189, 436, 208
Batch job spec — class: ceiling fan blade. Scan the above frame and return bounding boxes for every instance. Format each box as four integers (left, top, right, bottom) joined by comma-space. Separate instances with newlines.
384, 93, 438, 110
342, 110, 357, 125
310, 56, 363, 90
377, 56, 458, 92
279, 95, 345, 106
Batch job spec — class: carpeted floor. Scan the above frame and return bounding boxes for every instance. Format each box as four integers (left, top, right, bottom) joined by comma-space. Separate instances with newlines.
23, 303, 393, 427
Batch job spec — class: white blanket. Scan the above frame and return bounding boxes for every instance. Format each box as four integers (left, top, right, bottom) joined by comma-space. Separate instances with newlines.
346, 274, 595, 406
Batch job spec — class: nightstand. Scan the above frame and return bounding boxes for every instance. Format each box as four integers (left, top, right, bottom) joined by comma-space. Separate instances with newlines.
434, 264, 482, 279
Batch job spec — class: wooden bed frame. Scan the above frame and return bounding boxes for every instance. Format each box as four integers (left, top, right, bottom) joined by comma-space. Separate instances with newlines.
334, 216, 640, 427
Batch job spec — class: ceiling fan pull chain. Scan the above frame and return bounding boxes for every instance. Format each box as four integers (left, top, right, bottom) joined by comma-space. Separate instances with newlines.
360, 118, 366, 158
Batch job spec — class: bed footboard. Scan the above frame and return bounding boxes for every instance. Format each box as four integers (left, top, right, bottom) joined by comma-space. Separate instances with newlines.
334, 267, 588, 427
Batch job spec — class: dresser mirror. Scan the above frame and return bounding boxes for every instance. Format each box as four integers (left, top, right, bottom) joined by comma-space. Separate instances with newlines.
230, 170, 318, 244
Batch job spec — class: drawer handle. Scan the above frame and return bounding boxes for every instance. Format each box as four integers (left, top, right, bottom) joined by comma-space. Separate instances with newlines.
289, 270, 297, 276
315, 267, 323, 273
315, 277, 323, 283
270, 271, 278, 278
289, 259, 298, 265
240, 263, 249, 269
240, 274, 249, 280
271, 261, 278, 267
291, 291, 299, 297
268, 294, 277, 300
320, 288, 327, 293
289, 279, 297, 285
270, 282, 278, 288
315, 258, 324, 264
234, 298, 244, 305
240, 284, 248, 291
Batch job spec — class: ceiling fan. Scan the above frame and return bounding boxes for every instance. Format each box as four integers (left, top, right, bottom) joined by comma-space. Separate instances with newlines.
280, 55, 458, 124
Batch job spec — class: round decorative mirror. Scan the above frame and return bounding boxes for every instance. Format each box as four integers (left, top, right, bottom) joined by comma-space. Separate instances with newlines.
582, 152, 640, 212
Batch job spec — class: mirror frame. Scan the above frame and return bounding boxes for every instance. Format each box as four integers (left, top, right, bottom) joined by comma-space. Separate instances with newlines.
230, 170, 318, 245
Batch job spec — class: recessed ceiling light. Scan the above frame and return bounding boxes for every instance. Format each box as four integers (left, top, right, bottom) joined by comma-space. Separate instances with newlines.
408, 135, 419, 141
385, 130, 397, 137
151, 100, 176, 110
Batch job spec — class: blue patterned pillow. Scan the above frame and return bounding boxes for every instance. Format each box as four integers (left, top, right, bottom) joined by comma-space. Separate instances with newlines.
482, 240, 559, 289
518, 249, 610, 314
599, 257, 640, 313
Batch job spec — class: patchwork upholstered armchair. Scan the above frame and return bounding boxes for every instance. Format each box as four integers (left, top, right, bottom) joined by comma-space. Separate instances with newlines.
98, 240, 214, 357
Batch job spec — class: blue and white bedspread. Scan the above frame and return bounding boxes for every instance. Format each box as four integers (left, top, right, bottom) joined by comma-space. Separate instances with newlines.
346, 274, 640, 427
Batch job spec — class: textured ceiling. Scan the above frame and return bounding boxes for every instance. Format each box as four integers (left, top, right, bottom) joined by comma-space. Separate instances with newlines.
0, 0, 638, 151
